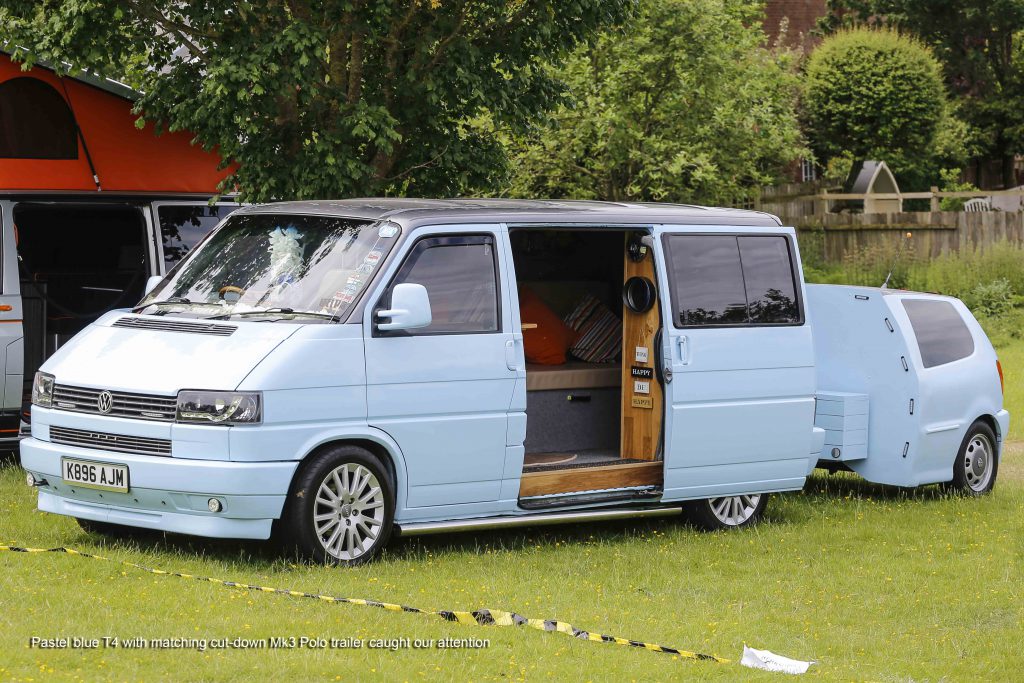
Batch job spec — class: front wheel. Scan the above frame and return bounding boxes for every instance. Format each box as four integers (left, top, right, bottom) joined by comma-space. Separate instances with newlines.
946, 421, 998, 495
282, 446, 394, 565
683, 493, 769, 531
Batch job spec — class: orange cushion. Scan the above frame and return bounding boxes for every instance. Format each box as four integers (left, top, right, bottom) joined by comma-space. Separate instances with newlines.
518, 286, 578, 365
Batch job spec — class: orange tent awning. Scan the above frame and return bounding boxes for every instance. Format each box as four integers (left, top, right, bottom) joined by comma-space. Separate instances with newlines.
0, 53, 231, 194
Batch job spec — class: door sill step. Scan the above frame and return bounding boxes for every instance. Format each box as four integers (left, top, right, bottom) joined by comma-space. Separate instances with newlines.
518, 486, 662, 510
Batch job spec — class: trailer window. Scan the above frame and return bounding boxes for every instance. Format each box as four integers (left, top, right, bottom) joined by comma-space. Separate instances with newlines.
903, 299, 974, 368
665, 234, 800, 326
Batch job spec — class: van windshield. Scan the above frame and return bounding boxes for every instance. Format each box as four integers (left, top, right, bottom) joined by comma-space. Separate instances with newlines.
136, 213, 398, 322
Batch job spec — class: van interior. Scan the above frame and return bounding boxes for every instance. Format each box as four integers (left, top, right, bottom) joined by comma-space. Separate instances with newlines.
510, 228, 664, 505
14, 203, 149, 403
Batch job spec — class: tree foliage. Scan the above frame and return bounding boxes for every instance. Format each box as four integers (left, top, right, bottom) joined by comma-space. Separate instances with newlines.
802, 28, 967, 189
498, 0, 806, 205
822, 0, 1024, 187
0, 1, 634, 201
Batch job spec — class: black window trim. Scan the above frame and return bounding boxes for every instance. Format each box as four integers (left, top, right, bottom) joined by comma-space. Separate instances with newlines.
661, 231, 805, 329
373, 232, 503, 338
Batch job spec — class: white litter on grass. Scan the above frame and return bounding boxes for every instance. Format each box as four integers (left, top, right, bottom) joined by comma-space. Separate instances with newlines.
740, 645, 815, 674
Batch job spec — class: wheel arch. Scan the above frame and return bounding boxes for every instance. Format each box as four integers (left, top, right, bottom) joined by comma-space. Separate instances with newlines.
288, 429, 407, 510
975, 413, 1001, 458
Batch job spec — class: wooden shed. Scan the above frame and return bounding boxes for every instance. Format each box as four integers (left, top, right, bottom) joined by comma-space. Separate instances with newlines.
844, 160, 902, 213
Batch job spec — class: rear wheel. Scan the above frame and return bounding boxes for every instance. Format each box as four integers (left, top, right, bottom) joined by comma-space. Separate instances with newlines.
947, 421, 998, 495
683, 493, 768, 531
281, 446, 394, 565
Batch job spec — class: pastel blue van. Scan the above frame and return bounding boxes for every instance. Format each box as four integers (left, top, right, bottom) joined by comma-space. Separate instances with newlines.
20, 200, 1010, 564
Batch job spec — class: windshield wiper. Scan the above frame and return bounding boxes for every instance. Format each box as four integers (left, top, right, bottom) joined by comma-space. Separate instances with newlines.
133, 297, 196, 313
205, 308, 337, 321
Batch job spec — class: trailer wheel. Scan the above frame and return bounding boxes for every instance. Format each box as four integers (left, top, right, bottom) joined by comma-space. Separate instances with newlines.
683, 493, 769, 531
947, 421, 998, 495
281, 445, 394, 566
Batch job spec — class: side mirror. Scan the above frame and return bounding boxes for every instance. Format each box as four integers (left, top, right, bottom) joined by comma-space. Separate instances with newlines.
377, 283, 432, 331
144, 275, 164, 296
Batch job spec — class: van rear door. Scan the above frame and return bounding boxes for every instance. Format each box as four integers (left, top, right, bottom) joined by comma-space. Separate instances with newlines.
654, 227, 816, 499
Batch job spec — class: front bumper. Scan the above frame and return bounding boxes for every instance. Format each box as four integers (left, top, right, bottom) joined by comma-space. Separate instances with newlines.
21, 437, 298, 540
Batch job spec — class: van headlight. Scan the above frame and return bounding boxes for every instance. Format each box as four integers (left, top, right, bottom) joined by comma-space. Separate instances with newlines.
176, 390, 262, 425
31, 372, 54, 407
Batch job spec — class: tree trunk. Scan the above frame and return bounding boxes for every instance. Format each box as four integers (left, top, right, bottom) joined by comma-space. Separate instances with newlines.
1002, 153, 1016, 189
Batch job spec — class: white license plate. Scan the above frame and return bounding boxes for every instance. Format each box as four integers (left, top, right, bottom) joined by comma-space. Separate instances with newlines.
61, 458, 129, 493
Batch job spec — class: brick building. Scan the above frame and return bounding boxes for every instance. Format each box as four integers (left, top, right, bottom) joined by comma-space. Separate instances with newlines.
763, 0, 829, 52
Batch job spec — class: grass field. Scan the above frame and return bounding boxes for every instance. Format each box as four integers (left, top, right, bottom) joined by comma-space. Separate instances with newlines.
1, 341, 1021, 681
994, 336, 1023, 441
2, 449, 1022, 681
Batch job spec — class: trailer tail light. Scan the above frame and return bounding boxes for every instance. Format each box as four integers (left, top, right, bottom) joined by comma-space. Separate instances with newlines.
997, 360, 1004, 396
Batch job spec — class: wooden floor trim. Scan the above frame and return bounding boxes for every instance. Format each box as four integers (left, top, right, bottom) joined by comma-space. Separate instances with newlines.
518, 460, 663, 498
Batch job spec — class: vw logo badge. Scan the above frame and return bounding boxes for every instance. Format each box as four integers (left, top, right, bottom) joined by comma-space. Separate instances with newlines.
96, 391, 114, 414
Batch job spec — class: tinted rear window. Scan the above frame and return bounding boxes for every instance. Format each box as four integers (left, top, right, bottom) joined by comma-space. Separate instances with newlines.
665, 234, 800, 326
903, 299, 975, 368
738, 236, 800, 324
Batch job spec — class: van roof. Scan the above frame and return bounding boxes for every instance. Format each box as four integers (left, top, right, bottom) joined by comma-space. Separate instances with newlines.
237, 198, 784, 229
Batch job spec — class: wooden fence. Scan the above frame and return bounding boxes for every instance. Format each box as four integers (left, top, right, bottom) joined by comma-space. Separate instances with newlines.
760, 186, 1024, 217
788, 210, 1024, 262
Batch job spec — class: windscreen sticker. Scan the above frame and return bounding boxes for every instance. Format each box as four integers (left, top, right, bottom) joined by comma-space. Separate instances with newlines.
363, 250, 383, 266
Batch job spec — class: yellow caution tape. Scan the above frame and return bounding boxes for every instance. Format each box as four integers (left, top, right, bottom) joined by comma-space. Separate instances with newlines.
0, 544, 728, 663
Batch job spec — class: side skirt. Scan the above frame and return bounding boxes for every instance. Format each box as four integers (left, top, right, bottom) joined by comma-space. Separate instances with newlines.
394, 505, 680, 537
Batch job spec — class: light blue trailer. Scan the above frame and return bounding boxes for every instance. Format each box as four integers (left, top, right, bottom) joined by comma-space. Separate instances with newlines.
808, 284, 1008, 488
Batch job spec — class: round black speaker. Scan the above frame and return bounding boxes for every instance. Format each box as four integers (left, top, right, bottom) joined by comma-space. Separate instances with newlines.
622, 276, 656, 313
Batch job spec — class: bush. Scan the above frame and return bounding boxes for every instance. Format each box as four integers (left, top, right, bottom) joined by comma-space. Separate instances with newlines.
966, 278, 1017, 317
802, 28, 966, 190
937, 168, 980, 212
902, 241, 1024, 301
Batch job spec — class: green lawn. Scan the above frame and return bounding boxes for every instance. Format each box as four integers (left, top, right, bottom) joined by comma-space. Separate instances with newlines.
994, 336, 1023, 441
2, 445, 1022, 681
2, 338, 1021, 681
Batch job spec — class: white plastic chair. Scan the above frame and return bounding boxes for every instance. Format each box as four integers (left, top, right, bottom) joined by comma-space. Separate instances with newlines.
964, 197, 992, 212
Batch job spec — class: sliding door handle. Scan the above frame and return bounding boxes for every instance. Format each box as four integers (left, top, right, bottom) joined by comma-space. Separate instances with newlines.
678, 336, 690, 365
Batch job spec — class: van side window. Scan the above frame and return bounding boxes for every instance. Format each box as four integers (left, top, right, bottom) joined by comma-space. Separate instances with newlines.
665, 234, 801, 327
903, 299, 975, 368
386, 234, 499, 334
738, 236, 800, 324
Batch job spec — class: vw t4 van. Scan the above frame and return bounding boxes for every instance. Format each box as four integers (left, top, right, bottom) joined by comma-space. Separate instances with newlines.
20, 200, 1009, 564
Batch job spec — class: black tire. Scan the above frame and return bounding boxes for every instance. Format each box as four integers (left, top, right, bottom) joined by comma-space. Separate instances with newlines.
280, 445, 394, 566
683, 493, 769, 531
946, 420, 999, 496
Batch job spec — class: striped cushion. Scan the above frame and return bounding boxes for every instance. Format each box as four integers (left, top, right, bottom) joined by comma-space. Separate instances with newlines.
564, 295, 622, 363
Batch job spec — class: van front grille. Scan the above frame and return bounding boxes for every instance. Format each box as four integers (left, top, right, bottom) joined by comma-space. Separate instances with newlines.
50, 426, 172, 457
52, 384, 178, 422
112, 316, 237, 336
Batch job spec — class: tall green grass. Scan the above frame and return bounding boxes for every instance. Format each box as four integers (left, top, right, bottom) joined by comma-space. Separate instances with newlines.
802, 239, 1024, 349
